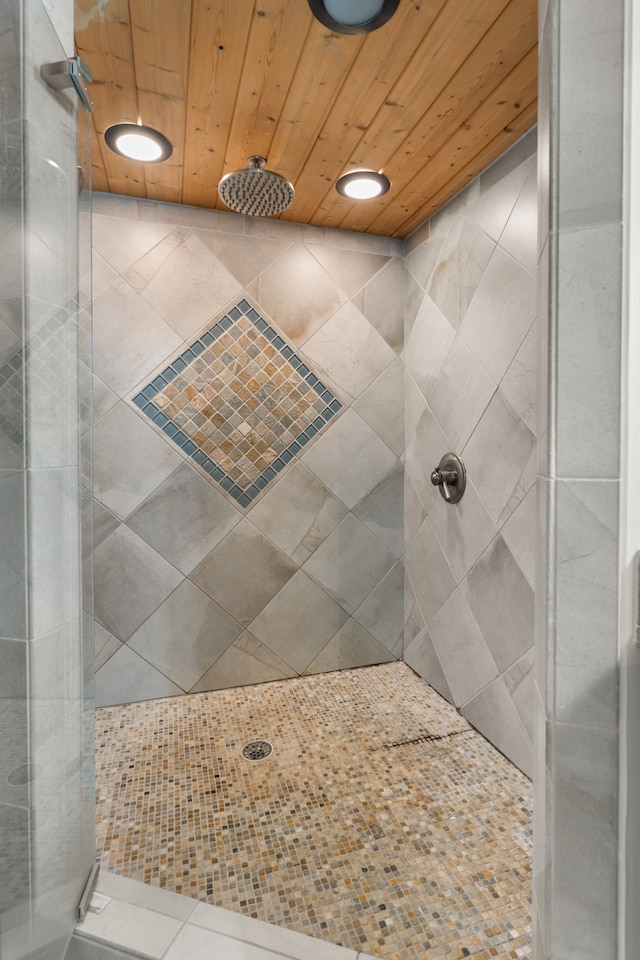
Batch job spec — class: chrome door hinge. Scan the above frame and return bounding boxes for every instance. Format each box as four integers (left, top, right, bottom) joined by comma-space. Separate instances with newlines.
41, 57, 93, 113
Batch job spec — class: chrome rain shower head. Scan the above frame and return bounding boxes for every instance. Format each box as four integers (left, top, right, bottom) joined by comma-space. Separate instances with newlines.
217, 156, 295, 217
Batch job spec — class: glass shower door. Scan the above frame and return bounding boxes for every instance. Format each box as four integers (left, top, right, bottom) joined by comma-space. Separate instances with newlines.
25, 21, 96, 955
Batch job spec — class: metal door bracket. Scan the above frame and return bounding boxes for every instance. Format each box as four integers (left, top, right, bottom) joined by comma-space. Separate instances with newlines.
41, 57, 93, 113
77, 861, 100, 921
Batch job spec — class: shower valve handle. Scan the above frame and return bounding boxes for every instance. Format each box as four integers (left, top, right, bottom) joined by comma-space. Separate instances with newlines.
430, 453, 467, 505
430, 468, 457, 501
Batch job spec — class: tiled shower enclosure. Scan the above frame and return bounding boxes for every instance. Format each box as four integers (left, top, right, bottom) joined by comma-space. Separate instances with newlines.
91, 131, 537, 783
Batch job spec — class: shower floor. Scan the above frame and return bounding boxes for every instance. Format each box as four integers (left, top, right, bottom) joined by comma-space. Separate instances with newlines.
95, 661, 532, 959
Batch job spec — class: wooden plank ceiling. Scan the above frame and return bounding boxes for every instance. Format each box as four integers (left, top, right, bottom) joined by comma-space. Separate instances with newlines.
74, 0, 537, 238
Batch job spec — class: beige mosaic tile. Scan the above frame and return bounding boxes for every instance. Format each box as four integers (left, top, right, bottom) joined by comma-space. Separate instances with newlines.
95, 662, 532, 959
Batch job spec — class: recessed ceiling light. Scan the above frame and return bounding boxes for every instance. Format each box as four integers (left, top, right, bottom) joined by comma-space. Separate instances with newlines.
335, 170, 391, 199
307, 0, 399, 34
104, 123, 172, 163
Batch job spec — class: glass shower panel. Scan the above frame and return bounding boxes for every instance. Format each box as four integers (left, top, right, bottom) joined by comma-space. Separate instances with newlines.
20, 0, 95, 957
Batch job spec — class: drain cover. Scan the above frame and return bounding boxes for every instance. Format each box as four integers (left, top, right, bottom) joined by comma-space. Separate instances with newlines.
241, 739, 273, 761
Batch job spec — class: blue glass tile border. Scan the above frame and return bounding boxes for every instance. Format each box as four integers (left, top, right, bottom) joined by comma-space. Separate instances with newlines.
132, 300, 342, 508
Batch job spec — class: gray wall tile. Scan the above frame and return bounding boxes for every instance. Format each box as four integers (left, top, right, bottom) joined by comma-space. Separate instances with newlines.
124, 227, 242, 341
427, 217, 494, 329
555, 224, 622, 478
190, 519, 297, 626
308, 244, 390, 299
554, 480, 619, 729
302, 408, 396, 510
404, 517, 456, 624
461, 676, 532, 777
353, 562, 404, 652
352, 358, 404, 457
462, 391, 535, 528
302, 514, 396, 615
93, 526, 182, 642
404, 625, 453, 705
93, 278, 182, 396
246, 246, 348, 346
250, 570, 349, 673
249, 463, 347, 565
128, 580, 243, 692
126, 462, 241, 575
353, 462, 404, 558
93, 402, 183, 521
459, 246, 537, 384
95, 643, 183, 707
428, 477, 497, 584
428, 589, 498, 708
192, 632, 294, 692
352, 256, 404, 352
302, 301, 396, 403
304, 618, 393, 675
429, 338, 496, 450
462, 537, 534, 674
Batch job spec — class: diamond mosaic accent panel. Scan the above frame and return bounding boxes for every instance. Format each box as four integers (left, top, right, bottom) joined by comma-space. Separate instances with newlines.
132, 300, 342, 508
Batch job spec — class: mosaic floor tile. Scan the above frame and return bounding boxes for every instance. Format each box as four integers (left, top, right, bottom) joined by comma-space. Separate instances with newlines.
95, 661, 532, 959
132, 300, 342, 508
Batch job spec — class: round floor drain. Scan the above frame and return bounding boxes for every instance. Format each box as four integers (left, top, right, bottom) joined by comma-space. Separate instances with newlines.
241, 739, 273, 761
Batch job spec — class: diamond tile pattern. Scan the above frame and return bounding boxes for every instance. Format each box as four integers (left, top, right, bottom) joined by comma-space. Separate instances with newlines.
133, 300, 342, 507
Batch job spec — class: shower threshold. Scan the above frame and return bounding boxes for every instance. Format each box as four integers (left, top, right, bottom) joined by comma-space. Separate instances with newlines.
95, 661, 532, 959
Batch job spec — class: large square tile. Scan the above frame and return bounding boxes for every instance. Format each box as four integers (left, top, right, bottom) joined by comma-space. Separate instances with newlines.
429, 338, 496, 450
428, 588, 499, 708
93, 402, 184, 521
352, 357, 404, 456
302, 408, 396, 510
353, 461, 404, 558
93, 525, 182, 642
302, 514, 396, 615
126, 461, 241, 575
459, 246, 537, 384
190, 519, 297, 625
404, 517, 456, 624
93, 278, 182, 397
125, 227, 243, 341
246, 246, 348, 346
462, 536, 534, 673
302, 301, 396, 403
248, 463, 347, 565
462, 390, 535, 527
128, 580, 243, 692
249, 570, 348, 673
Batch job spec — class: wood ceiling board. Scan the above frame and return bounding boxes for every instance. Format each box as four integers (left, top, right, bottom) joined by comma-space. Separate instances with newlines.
395, 95, 538, 238
377, 47, 539, 231
75, 0, 145, 197
263, 19, 364, 191
279, 0, 448, 225
129, 0, 192, 203
75, 0, 538, 236
336, 7, 538, 234
221, 0, 311, 180
303, 0, 516, 231
182, 1, 255, 208
327, 0, 536, 233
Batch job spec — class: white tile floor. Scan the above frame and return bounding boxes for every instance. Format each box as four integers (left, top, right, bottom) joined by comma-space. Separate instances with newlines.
71, 870, 377, 960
